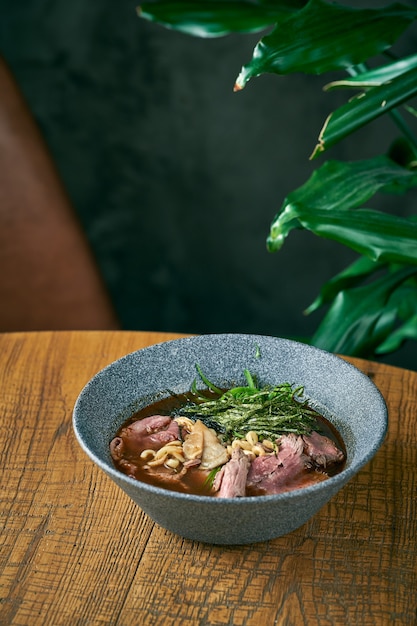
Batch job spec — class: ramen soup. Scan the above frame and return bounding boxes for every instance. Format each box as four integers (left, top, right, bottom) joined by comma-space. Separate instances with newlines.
110, 373, 346, 498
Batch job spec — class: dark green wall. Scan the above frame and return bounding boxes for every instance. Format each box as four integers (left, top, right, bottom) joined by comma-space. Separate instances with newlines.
1, 1, 416, 369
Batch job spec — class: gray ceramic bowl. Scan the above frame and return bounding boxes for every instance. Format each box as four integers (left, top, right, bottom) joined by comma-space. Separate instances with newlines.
73, 334, 387, 545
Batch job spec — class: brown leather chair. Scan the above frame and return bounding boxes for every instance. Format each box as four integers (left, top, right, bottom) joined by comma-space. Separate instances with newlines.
0, 57, 119, 331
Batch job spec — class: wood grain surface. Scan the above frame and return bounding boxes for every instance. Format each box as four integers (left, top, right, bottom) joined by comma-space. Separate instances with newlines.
0, 331, 416, 625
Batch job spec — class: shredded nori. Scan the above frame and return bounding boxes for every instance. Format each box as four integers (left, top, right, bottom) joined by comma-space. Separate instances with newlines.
177, 366, 320, 442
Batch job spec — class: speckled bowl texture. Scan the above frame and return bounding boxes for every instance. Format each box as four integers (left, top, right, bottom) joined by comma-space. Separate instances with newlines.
73, 334, 388, 545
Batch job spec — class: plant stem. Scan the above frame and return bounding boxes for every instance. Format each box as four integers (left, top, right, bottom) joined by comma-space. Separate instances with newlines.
388, 108, 417, 153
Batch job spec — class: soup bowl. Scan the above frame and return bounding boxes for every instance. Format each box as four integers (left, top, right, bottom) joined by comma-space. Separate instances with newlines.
72, 334, 387, 545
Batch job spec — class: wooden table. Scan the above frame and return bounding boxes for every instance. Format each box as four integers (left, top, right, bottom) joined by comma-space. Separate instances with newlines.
0, 331, 416, 625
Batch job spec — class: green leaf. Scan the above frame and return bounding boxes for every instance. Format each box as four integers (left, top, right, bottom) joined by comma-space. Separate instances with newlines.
287, 207, 417, 265
304, 256, 385, 315
392, 278, 417, 320
324, 53, 417, 90
195, 363, 223, 394
307, 259, 417, 356
137, 1, 304, 38
311, 266, 417, 356
405, 105, 417, 119
312, 65, 417, 157
235, 0, 416, 89
376, 313, 417, 354
267, 157, 417, 252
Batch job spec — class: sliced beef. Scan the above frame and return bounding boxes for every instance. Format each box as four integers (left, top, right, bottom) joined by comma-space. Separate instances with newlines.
110, 414, 180, 472
302, 430, 345, 468
246, 453, 282, 486
276, 433, 305, 465
246, 431, 345, 496
247, 434, 308, 495
213, 447, 250, 498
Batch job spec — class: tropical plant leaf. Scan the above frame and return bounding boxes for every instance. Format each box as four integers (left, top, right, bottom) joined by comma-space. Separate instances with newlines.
282, 207, 417, 265
137, 1, 304, 38
309, 263, 417, 356
392, 278, 417, 320
376, 313, 417, 354
310, 266, 417, 356
304, 256, 386, 315
312, 65, 417, 157
405, 105, 417, 118
372, 273, 417, 354
324, 53, 417, 90
268, 157, 417, 252
234, 0, 416, 89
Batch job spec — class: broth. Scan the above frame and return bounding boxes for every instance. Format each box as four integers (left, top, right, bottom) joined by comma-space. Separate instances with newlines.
110, 389, 346, 498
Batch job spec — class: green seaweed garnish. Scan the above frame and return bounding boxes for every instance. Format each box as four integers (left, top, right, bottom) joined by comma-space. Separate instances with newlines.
180, 365, 319, 441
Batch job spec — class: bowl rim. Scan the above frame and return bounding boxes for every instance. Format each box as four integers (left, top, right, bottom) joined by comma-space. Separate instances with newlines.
73, 333, 388, 504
